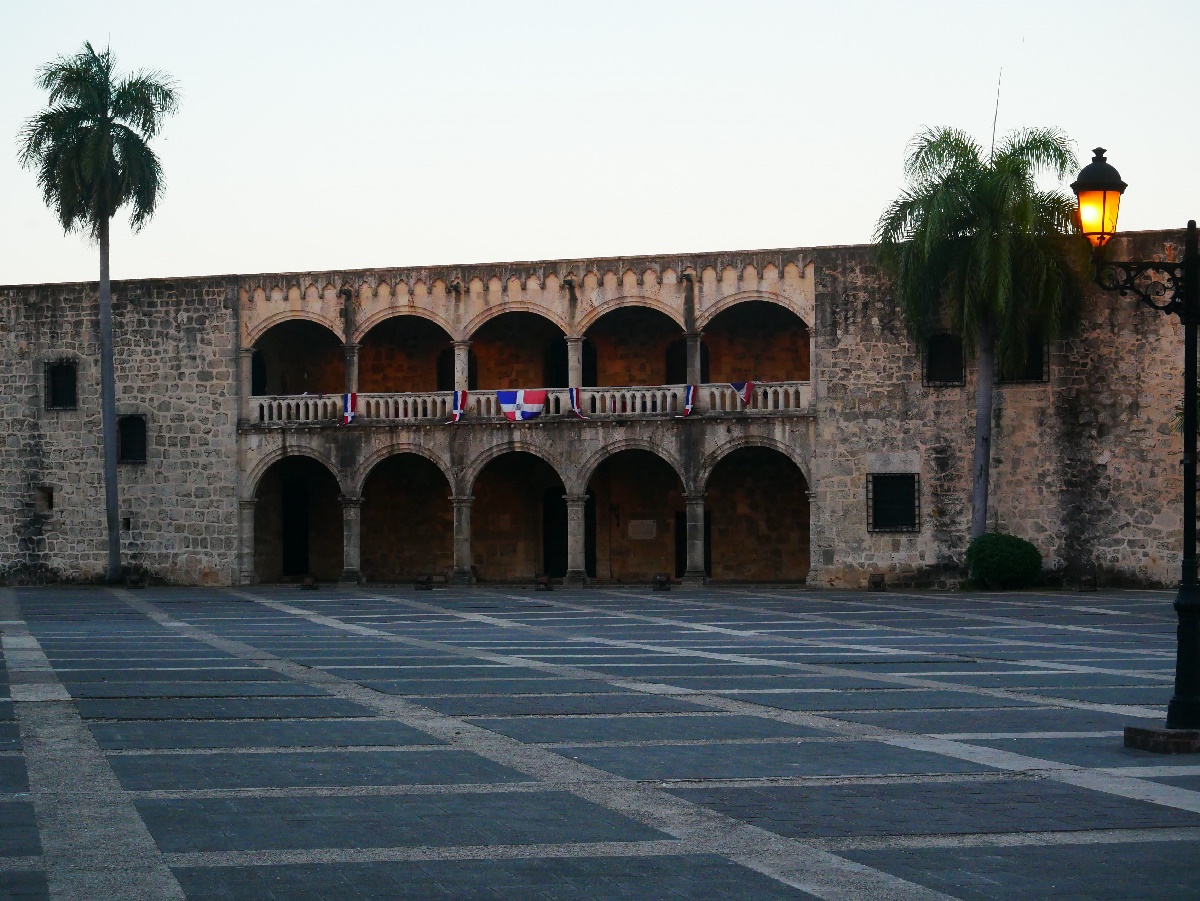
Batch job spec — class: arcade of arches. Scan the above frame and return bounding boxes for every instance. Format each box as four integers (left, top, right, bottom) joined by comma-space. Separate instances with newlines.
250, 446, 809, 584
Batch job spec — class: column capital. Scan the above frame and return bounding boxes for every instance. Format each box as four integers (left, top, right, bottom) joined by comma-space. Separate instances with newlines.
239, 497, 258, 510
343, 342, 361, 351
239, 347, 255, 358
563, 493, 589, 506
453, 339, 472, 349
339, 494, 362, 508
564, 335, 584, 345
451, 494, 474, 508
683, 492, 707, 504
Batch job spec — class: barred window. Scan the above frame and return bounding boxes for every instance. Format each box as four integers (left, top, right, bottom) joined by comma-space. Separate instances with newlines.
868, 473, 920, 532
925, 333, 964, 385
118, 415, 148, 464
44, 361, 78, 410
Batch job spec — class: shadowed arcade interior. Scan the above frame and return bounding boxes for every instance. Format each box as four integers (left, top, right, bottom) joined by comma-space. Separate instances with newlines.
471, 312, 566, 389
583, 307, 683, 387
253, 456, 343, 582
588, 449, 684, 581
706, 446, 810, 581
357, 316, 455, 393
251, 320, 344, 396
471, 452, 566, 581
704, 301, 810, 383
360, 453, 454, 581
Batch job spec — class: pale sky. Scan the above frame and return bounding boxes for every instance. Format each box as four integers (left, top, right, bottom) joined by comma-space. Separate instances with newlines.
3, 0, 1197, 285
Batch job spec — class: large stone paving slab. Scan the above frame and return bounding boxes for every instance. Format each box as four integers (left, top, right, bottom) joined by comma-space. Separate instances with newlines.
88, 719, 444, 750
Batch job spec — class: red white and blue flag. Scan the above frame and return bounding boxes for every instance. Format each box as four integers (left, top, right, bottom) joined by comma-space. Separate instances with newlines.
341, 393, 357, 425
731, 381, 755, 405
448, 390, 468, 424
497, 389, 547, 421
677, 384, 696, 418
568, 387, 588, 419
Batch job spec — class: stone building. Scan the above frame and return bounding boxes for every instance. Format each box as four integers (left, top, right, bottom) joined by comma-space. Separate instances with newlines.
0, 230, 1187, 588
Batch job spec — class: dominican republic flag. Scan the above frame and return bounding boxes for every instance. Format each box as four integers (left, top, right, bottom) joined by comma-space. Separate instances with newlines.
731, 381, 755, 405
341, 393, 357, 425
568, 387, 588, 419
448, 390, 468, 424
497, 389, 547, 421
677, 384, 696, 418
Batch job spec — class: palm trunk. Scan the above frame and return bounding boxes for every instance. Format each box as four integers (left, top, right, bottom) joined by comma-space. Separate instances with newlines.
98, 216, 121, 581
971, 322, 995, 539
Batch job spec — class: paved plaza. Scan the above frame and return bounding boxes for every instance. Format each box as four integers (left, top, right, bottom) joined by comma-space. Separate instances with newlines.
1, 585, 1198, 899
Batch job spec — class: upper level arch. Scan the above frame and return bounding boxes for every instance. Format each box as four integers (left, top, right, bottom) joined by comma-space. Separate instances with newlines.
247, 309, 344, 348
572, 296, 686, 337
696, 290, 811, 332
250, 318, 345, 396
353, 306, 457, 345
463, 303, 570, 342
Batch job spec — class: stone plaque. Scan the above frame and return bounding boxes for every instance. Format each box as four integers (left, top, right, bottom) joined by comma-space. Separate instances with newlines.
628, 519, 657, 540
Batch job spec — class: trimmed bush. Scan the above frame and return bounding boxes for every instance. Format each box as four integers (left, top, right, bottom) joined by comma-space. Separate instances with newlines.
966, 533, 1042, 589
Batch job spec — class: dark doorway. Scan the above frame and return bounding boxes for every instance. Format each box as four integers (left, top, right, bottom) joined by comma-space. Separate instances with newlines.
542, 488, 568, 577
674, 511, 712, 578
281, 475, 310, 576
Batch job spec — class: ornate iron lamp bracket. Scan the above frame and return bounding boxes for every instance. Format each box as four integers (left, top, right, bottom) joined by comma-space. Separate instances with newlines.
1096, 260, 1187, 318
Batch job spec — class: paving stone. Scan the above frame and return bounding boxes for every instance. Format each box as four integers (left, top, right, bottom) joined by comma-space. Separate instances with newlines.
172, 855, 818, 900
0, 758, 30, 794
137, 792, 668, 852
0, 801, 42, 856
63, 680, 329, 699
722, 689, 1036, 712
960, 736, 1182, 768
110, 749, 528, 790
74, 697, 377, 720
470, 714, 833, 744
359, 677, 610, 696
843, 841, 1200, 900
416, 693, 718, 717
1151, 774, 1200, 791
0, 872, 49, 900
89, 719, 443, 750
825, 707, 1164, 734
562, 739, 993, 781
0, 723, 21, 750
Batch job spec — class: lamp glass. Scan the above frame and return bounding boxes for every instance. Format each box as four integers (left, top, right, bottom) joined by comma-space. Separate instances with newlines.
1077, 188, 1121, 248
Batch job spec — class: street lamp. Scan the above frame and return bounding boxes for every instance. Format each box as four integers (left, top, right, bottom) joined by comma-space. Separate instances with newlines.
1072, 148, 1200, 742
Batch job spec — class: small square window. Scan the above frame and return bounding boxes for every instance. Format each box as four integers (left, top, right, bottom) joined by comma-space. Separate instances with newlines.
925, 333, 964, 385
35, 486, 54, 514
44, 361, 78, 410
868, 473, 920, 532
118, 415, 148, 464
998, 335, 1049, 383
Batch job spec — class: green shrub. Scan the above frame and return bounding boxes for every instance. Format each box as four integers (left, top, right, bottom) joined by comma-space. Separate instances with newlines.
966, 533, 1042, 589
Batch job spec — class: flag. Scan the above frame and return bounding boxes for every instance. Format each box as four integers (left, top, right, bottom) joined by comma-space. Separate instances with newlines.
341, 393, 357, 425
731, 381, 755, 405
677, 385, 696, 418
568, 387, 588, 419
448, 390, 468, 423
496, 389, 547, 421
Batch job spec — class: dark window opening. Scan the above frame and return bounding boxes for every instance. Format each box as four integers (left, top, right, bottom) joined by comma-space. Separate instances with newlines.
44, 361, 78, 410
868, 474, 920, 532
925, 333, 964, 385
121, 517, 132, 532
118, 416, 148, 464
35, 486, 54, 514
251, 350, 267, 396
665, 339, 710, 384
582, 340, 598, 387
999, 335, 1049, 383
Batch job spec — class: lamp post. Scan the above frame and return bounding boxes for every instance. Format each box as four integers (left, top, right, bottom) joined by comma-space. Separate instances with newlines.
1072, 148, 1200, 740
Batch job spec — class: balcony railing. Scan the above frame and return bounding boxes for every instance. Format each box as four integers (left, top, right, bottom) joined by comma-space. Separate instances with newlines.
247, 382, 812, 426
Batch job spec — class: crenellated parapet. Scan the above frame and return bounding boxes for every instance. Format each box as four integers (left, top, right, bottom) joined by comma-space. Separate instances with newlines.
238, 248, 814, 347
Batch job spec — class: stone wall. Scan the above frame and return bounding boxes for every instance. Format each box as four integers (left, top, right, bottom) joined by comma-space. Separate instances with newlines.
0, 276, 241, 584
805, 230, 1185, 588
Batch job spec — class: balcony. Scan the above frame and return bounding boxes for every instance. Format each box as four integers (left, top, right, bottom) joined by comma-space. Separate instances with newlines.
245, 381, 813, 427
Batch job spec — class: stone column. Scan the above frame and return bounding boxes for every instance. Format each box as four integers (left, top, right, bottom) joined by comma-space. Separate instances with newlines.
239, 349, 255, 421
451, 495, 475, 583
238, 498, 257, 585
339, 495, 362, 584
344, 343, 360, 394
566, 337, 584, 388
682, 493, 707, 585
563, 493, 588, 587
453, 341, 471, 392
686, 332, 704, 386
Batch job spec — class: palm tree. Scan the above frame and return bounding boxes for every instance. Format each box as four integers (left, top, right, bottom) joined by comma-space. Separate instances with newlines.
875, 127, 1088, 540
18, 43, 178, 581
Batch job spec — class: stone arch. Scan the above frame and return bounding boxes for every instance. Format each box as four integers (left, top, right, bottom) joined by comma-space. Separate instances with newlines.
572, 296, 686, 337
463, 303, 570, 341
696, 291, 810, 331
353, 306, 458, 344
247, 310, 343, 347
699, 435, 811, 492
578, 439, 689, 495
462, 440, 574, 497
244, 446, 348, 502
352, 444, 454, 497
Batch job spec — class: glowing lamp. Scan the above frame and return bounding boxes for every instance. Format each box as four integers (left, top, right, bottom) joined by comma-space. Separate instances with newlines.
1071, 147, 1127, 248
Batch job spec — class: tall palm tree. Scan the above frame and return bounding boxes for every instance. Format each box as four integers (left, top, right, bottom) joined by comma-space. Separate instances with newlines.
875, 127, 1088, 540
18, 43, 178, 581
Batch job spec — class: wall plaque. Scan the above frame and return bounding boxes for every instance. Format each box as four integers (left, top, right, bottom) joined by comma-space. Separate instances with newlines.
628, 519, 657, 540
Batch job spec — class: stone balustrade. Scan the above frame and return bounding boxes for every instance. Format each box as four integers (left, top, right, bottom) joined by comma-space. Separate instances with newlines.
247, 381, 813, 426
